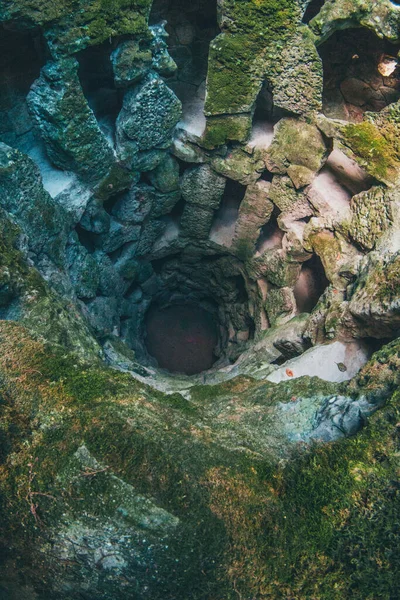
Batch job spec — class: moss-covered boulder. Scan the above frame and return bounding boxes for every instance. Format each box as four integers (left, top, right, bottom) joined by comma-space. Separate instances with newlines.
0, 143, 69, 267
310, 0, 400, 44
27, 58, 115, 182
266, 118, 328, 176
0, 0, 153, 57
349, 186, 398, 251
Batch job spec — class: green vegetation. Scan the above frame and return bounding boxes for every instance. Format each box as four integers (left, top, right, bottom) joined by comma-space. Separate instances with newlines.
204, 0, 300, 125
343, 121, 400, 182
0, 0, 153, 53
0, 322, 399, 597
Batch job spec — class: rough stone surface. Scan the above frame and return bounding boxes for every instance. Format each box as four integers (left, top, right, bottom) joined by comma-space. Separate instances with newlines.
0, 142, 68, 266
27, 59, 115, 182
348, 251, 400, 338
349, 186, 396, 251
266, 118, 327, 175
116, 73, 182, 158
181, 164, 226, 209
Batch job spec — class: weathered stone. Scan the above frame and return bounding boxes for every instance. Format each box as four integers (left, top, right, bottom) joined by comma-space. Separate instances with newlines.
66, 235, 100, 300
80, 198, 110, 234
172, 128, 208, 163
150, 22, 178, 77
0, 0, 153, 57
252, 248, 301, 288
27, 59, 115, 182
114, 243, 140, 280
111, 40, 153, 88
0, 143, 68, 267
148, 154, 180, 192
96, 219, 141, 253
348, 251, 400, 338
136, 219, 166, 256
202, 114, 252, 149
93, 251, 126, 297
233, 180, 274, 258
267, 27, 323, 117
287, 165, 316, 189
310, 0, 400, 44
180, 203, 215, 239
55, 181, 92, 225
181, 165, 226, 209
349, 186, 396, 251
308, 231, 361, 291
265, 118, 327, 175
340, 103, 400, 187
268, 175, 305, 212
112, 186, 153, 224
266, 287, 297, 327
84, 296, 119, 335
116, 73, 182, 156
135, 149, 166, 173
212, 147, 265, 185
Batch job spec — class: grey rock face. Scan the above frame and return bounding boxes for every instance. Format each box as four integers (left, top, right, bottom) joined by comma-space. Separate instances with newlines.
180, 203, 215, 239
116, 73, 182, 155
80, 198, 111, 234
55, 182, 92, 225
96, 219, 141, 254
27, 59, 115, 182
114, 243, 140, 280
136, 219, 166, 256
93, 251, 127, 297
66, 235, 100, 299
0, 143, 68, 267
312, 394, 381, 442
112, 186, 154, 224
84, 296, 119, 335
112, 184, 181, 223
348, 251, 400, 338
181, 164, 226, 209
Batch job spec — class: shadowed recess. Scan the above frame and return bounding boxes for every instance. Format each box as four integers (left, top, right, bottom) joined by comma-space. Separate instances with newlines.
144, 302, 219, 374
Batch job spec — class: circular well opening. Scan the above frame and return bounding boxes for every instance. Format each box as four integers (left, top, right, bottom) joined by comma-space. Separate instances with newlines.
144, 302, 219, 375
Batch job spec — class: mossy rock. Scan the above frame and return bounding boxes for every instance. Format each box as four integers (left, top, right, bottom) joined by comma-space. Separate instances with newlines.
1, 322, 400, 598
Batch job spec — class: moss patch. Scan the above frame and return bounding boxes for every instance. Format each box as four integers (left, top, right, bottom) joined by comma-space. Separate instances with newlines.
343, 121, 400, 183
0, 324, 400, 598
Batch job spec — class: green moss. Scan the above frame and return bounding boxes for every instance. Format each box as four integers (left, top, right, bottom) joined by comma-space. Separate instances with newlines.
204, 0, 299, 123
1, 324, 400, 598
202, 114, 252, 149
1, 0, 153, 55
343, 121, 400, 182
374, 256, 400, 302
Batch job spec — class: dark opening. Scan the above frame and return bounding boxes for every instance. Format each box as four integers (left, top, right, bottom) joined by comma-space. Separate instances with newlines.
0, 25, 47, 146
303, 0, 325, 24
318, 28, 400, 121
256, 209, 284, 254
76, 224, 97, 254
210, 179, 246, 246
144, 302, 218, 374
76, 41, 123, 145
150, 0, 219, 135
294, 255, 329, 314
